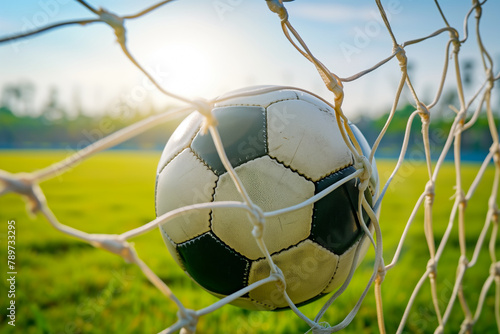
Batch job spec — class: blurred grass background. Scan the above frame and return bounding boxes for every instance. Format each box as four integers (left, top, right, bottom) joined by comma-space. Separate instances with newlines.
0, 150, 497, 334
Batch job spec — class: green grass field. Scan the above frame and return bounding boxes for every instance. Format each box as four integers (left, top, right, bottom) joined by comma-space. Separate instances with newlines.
0, 150, 498, 334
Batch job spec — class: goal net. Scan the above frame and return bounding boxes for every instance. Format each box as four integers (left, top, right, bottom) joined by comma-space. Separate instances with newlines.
0, 0, 499, 333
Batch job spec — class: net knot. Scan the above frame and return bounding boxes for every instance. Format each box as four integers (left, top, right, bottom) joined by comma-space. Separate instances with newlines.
427, 259, 437, 278
434, 325, 444, 334
0, 170, 44, 216
266, 0, 290, 22
459, 255, 469, 269
355, 155, 372, 193
376, 263, 387, 283
250, 205, 266, 239
491, 262, 500, 278
310, 324, 333, 334
457, 109, 466, 122
451, 33, 461, 54
178, 309, 198, 334
393, 45, 407, 70
493, 209, 500, 225
424, 181, 435, 196
192, 99, 216, 134
460, 319, 474, 333
326, 75, 344, 107
271, 265, 286, 292
474, 1, 482, 19
491, 201, 500, 224
97, 8, 125, 45
424, 181, 435, 205
453, 188, 467, 209
417, 103, 430, 125
90, 235, 135, 263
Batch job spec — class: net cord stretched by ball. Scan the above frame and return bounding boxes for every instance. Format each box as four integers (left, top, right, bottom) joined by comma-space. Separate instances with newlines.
0, 0, 499, 333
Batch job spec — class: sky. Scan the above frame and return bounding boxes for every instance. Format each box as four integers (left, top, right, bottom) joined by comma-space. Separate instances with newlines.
0, 0, 499, 119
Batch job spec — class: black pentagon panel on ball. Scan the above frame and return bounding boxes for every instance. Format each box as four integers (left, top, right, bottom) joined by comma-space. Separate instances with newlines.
310, 166, 371, 254
176, 232, 250, 296
191, 106, 267, 176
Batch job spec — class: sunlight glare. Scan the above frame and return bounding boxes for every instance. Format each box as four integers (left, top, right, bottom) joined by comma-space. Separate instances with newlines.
146, 41, 219, 100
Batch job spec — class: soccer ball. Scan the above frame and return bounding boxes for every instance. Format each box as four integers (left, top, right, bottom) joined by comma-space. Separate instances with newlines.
155, 86, 379, 310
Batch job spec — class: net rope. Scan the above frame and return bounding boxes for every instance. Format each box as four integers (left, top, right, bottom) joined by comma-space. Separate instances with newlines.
0, 0, 499, 333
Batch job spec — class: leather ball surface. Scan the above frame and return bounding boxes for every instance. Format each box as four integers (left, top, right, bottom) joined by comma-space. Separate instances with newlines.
155, 86, 379, 310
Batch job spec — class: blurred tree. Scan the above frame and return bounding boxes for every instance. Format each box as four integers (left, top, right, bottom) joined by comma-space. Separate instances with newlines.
71, 87, 84, 120
0, 82, 35, 116
41, 87, 66, 123
462, 59, 475, 88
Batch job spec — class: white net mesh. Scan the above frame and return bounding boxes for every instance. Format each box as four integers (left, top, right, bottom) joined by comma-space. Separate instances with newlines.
0, 0, 499, 333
